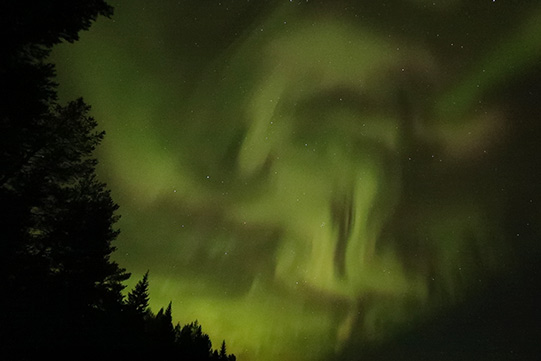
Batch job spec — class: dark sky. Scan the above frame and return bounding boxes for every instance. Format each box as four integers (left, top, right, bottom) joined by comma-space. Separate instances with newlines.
52, 1, 541, 360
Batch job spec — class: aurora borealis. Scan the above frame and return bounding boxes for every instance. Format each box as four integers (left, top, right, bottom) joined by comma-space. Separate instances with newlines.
52, 1, 541, 360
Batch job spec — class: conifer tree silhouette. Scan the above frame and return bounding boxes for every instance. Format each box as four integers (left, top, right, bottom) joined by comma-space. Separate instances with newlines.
126, 271, 150, 316
1, 2, 128, 357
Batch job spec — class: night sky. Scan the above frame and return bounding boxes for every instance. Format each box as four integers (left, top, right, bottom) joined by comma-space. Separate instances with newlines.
52, 1, 541, 360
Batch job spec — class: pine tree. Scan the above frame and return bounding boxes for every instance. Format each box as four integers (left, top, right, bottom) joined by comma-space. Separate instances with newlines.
219, 340, 227, 360
126, 271, 150, 316
2, 98, 130, 356
1, 3, 129, 356
177, 320, 213, 361
155, 302, 175, 344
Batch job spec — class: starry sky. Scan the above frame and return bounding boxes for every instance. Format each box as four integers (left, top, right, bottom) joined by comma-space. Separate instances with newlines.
52, 1, 541, 360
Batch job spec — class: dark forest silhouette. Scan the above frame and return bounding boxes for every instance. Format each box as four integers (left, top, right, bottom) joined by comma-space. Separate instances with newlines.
0, 1, 235, 360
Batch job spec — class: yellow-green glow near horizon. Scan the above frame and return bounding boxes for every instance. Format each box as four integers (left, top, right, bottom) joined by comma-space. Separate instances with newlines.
52, 1, 541, 361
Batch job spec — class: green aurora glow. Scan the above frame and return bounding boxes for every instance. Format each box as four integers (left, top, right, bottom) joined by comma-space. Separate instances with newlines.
52, 1, 541, 360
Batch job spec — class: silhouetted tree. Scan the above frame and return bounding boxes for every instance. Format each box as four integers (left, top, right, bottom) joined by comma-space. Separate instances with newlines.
126, 271, 151, 317
217, 340, 236, 361
176, 320, 213, 361
144, 301, 176, 358
159, 302, 175, 340
220, 340, 228, 360
0, 2, 131, 357
2, 0, 113, 54
1, 2, 240, 359
2, 98, 130, 357
1, 1, 115, 188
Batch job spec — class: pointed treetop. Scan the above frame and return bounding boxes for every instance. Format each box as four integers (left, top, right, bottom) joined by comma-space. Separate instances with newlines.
126, 270, 150, 315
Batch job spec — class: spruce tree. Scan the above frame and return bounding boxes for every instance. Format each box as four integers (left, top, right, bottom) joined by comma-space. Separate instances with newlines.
0, 1, 130, 356
155, 302, 175, 345
219, 340, 227, 360
177, 320, 213, 361
126, 271, 150, 316
2, 97, 130, 355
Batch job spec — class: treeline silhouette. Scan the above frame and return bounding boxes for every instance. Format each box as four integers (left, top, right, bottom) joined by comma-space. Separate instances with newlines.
0, 1, 236, 360
123, 272, 237, 361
